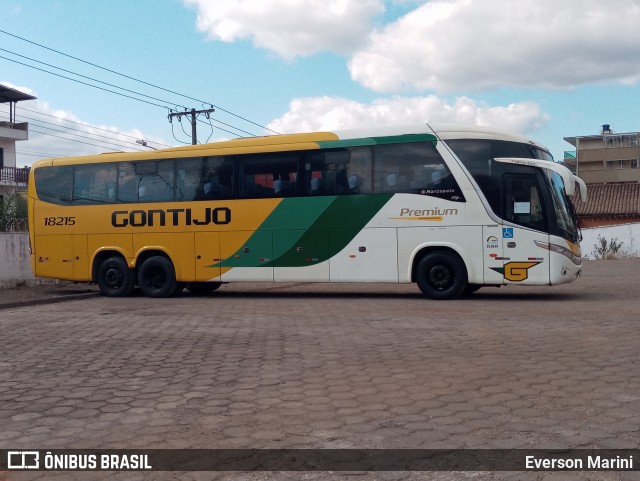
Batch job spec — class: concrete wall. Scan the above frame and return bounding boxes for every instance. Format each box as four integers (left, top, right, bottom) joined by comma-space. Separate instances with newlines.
581, 222, 640, 258
0, 232, 42, 288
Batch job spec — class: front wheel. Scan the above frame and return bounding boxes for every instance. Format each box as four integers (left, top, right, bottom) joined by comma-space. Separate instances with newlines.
138, 256, 179, 298
97, 256, 135, 297
415, 251, 467, 300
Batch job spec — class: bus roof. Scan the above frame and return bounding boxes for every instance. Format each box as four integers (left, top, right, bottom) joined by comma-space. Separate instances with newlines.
31, 123, 548, 168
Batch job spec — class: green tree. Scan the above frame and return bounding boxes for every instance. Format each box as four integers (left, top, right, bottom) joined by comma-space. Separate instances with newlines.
0, 193, 28, 232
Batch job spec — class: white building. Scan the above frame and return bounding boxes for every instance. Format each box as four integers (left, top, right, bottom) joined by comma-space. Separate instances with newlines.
0, 84, 36, 196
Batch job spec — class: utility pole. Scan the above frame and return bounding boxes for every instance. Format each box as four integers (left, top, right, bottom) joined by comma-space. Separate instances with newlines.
168, 107, 215, 145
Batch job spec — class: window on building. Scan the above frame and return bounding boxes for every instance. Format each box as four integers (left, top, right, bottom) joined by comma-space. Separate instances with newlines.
632, 159, 638, 169
0, 147, 4, 169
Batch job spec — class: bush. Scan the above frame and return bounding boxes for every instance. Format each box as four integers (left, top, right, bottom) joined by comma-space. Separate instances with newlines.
0, 193, 28, 232
591, 235, 623, 260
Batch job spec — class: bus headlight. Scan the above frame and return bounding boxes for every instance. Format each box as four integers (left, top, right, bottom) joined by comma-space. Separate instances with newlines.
534, 240, 581, 266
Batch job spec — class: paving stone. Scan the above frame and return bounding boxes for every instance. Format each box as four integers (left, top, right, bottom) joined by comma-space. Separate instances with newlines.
0, 260, 639, 479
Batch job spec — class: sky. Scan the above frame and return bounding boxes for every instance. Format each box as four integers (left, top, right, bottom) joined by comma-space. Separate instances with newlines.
2, 0, 640, 168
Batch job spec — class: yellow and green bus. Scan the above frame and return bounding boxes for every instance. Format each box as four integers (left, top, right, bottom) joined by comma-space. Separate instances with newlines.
28, 124, 587, 299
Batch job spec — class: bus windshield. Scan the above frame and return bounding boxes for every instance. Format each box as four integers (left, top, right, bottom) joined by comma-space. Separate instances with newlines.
545, 170, 580, 243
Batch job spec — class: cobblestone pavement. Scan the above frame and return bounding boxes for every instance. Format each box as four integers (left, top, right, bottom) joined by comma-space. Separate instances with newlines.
1, 260, 640, 481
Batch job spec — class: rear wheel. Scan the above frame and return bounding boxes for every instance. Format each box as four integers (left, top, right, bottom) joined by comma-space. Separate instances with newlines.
97, 256, 135, 297
415, 251, 467, 300
138, 256, 179, 298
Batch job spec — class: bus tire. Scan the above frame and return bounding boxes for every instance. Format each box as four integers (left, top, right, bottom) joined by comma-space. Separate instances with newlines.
138, 256, 178, 298
415, 251, 467, 300
97, 256, 135, 297
187, 282, 222, 296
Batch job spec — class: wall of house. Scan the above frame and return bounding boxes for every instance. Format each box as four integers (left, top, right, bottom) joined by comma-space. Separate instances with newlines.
581, 222, 640, 258
0, 138, 16, 168
0, 232, 55, 287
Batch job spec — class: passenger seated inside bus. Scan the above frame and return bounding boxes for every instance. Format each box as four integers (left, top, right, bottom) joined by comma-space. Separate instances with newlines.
310, 177, 323, 195
273, 172, 294, 196
348, 175, 360, 193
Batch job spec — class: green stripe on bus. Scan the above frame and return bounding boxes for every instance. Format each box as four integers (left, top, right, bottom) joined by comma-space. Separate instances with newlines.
317, 133, 437, 149
215, 196, 335, 268
215, 194, 393, 268
266, 194, 393, 267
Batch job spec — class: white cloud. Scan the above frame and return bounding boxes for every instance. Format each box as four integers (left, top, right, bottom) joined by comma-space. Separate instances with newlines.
183, 0, 385, 59
350, 0, 640, 93
1, 83, 168, 167
268, 95, 549, 136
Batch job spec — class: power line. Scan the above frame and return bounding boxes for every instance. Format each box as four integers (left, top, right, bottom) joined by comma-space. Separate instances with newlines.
1, 108, 150, 150
28, 127, 141, 152
2, 146, 69, 158
8, 149, 69, 158
0, 28, 280, 135
4, 105, 173, 148
1, 52, 264, 139
0, 47, 188, 111
0, 54, 170, 109
28, 122, 147, 151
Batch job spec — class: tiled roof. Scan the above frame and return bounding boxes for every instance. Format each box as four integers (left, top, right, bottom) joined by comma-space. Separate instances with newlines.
574, 183, 640, 216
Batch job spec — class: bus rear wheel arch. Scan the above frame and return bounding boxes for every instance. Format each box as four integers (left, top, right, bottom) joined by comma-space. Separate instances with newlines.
414, 250, 468, 300
96, 255, 135, 297
137, 255, 180, 298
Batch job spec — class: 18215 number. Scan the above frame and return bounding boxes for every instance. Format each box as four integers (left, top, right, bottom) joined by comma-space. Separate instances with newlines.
44, 216, 76, 226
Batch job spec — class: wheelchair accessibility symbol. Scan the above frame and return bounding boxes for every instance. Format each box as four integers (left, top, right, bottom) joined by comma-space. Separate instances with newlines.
502, 227, 514, 239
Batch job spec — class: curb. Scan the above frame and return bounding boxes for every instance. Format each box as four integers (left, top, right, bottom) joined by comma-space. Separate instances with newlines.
0, 292, 101, 311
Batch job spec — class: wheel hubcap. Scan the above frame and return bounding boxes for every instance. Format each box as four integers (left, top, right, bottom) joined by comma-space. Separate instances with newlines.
429, 265, 452, 289
147, 267, 166, 290
105, 267, 123, 289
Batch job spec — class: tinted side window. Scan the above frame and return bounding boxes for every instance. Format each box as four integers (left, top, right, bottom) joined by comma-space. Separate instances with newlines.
117, 162, 139, 203
200, 156, 235, 200
239, 152, 300, 198
35, 166, 73, 205
373, 142, 464, 202
446, 139, 502, 215
176, 157, 205, 201
73, 164, 117, 204
137, 160, 175, 203
304, 147, 372, 196
116, 160, 176, 203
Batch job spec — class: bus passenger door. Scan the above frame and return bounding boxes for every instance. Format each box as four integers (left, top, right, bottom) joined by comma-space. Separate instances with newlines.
499, 174, 550, 285
195, 232, 221, 281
